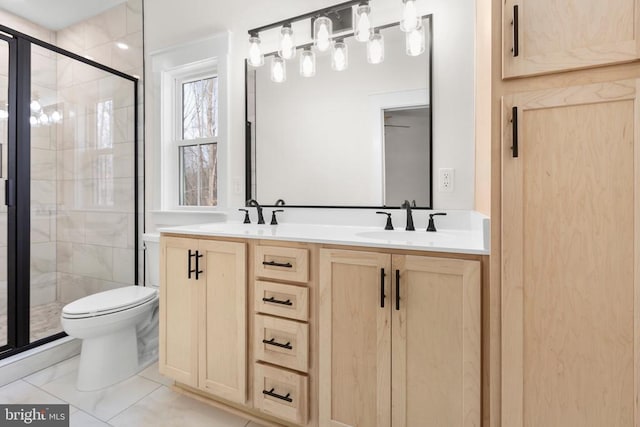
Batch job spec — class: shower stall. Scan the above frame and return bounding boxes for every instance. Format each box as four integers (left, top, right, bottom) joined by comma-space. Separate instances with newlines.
0, 25, 139, 357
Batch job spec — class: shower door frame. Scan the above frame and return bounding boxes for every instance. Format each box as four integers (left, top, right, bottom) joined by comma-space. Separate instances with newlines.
0, 25, 140, 359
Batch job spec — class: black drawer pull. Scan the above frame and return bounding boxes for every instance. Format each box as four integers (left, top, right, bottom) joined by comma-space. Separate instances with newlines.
262, 388, 292, 402
188, 250, 197, 279
195, 251, 204, 280
262, 260, 293, 268
262, 338, 293, 350
512, 4, 519, 57
380, 268, 386, 308
262, 296, 293, 306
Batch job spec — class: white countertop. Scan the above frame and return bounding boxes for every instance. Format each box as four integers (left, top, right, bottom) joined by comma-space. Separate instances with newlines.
158, 221, 489, 255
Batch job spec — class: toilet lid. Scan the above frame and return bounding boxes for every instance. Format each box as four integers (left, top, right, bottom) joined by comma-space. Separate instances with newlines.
62, 286, 157, 319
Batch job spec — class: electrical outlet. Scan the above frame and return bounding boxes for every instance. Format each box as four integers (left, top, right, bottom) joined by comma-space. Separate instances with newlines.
439, 168, 454, 192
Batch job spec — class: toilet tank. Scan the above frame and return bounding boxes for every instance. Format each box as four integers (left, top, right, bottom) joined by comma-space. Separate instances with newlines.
143, 233, 160, 288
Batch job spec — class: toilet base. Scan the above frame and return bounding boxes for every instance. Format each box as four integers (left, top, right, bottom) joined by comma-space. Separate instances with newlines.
76, 326, 138, 391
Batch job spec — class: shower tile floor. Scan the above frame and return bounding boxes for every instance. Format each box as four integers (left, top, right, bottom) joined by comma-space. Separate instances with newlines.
0, 301, 65, 344
4, 357, 267, 426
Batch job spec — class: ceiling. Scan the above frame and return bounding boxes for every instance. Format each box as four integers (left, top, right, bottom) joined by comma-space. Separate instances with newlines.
0, 0, 126, 30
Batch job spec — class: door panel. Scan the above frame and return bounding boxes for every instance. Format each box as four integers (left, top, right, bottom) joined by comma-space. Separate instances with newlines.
502, 80, 639, 426
503, 0, 640, 77
0, 38, 8, 348
319, 248, 391, 427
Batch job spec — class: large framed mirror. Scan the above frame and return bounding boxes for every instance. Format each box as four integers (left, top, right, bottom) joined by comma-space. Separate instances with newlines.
246, 15, 432, 208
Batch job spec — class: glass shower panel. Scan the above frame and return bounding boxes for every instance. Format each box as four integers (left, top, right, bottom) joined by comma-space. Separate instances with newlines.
0, 39, 8, 347
29, 48, 136, 343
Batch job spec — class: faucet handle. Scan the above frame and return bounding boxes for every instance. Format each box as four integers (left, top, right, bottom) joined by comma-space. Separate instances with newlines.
238, 209, 251, 224
426, 212, 447, 232
270, 209, 284, 225
376, 212, 394, 230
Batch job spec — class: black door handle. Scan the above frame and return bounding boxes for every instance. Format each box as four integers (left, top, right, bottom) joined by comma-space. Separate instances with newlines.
262, 296, 293, 306
395, 269, 400, 311
262, 338, 293, 350
262, 388, 292, 402
195, 251, 204, 280
262, 260, 293, 268
380, 268, 386, 308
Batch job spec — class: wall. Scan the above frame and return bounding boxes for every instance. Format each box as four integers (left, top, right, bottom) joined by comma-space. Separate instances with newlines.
144, 0, 475, 230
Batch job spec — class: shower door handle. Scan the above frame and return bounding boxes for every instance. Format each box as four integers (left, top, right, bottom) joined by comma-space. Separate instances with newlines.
0, 143, 3, 178
4, 179, 14, 207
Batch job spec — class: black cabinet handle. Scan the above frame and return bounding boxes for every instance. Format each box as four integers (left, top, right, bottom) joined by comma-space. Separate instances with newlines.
262, 260, 293, 268
512, 106, 519, 158
395, 269, 400, 311
512, 5, 519, 57
195, 251, 204, 280
380, 268, 386, 308
262, 338, 293, 350
188, 250, 196, 279
262, 388, 292, 402
262, 296, 293, 306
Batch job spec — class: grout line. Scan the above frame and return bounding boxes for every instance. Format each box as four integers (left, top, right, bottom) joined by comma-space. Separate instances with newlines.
104, 377, 163, 423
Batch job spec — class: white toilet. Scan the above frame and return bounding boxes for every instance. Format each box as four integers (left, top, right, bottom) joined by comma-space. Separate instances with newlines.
61, 234, 161, 391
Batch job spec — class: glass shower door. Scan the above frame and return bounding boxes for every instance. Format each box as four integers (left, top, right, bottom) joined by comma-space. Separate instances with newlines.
0, 37, 9, 348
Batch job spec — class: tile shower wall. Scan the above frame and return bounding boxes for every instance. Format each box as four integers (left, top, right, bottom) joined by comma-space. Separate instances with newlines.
0, 0, 143, 326
55, 0, 143, 303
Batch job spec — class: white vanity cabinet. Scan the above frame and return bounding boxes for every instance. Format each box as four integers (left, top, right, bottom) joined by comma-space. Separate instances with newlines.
319, 248, 481, 427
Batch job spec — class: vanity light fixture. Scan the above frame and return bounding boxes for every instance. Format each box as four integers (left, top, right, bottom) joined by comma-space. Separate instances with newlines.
279, 24, 296, 60
29, 116, 37, 126
400, 0, 420, 32
331, 40, 348, 71
50, 110, 62, 123
354, 2, 373, 42
314, 16, 333, 52
367, 30, 384, 64
406, 24, 425, 56
271, 55, 286, 83
38, 112, 49, 125
300, 48, 316, 77
30, 99, 41, 112
248, 34, 265, 67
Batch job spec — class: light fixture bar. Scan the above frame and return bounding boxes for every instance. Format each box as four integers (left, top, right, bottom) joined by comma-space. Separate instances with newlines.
248, 0, 361, 36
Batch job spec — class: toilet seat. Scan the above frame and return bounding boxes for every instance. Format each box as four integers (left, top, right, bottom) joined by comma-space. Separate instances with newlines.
62, 286, 157, 319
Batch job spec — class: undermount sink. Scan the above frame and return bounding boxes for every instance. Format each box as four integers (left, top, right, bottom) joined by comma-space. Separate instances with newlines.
356, 230, 454, 243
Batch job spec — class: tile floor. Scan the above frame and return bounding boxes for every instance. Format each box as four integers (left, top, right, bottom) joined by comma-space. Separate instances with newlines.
2, 356, 266, 427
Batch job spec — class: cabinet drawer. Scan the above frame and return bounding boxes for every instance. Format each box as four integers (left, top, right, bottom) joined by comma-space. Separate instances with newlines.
255, 245, 309, 283
255, 314, 309, 372
254, 363, 308, 425
255, 281, 309, 321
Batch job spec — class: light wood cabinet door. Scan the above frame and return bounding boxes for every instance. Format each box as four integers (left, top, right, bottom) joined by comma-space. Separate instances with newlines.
198, 239, 247, 404
159, 236, 199, 387
502, 80, 640, 426
319, 249, 391, 427
392, 255, 480, 427
503, 0, 640, 78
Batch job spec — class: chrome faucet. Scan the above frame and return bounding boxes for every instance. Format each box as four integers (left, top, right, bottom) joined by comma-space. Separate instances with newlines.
246, 199, 265, 224
401, 200, 415, 231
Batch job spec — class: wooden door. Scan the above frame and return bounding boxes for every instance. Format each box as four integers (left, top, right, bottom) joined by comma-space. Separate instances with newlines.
159, 236, 199, 387
197, 239, 247, 404
502, 80, 640, 426
319, 249, 391, 427
503, 0, 640, 78
391, 255, 480, 427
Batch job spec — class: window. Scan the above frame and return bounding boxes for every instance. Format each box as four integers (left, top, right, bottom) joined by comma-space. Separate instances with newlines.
175, 75, 219, 207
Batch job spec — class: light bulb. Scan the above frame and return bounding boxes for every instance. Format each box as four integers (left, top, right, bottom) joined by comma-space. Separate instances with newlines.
406, 25, 425, 56
314, 16, 333, 52
271, 56, 286, 83
248, 36, 264, 67
279, 25, 296, 60
331, 41, 348, 71
30, 100, 41, 112
29, 116, 37, 126
355, 3, 372, 42
367, 32, 384, 64
39, 112, 49, 125
400, 0, 419, 32
300, 49, 316, 77
51, 110, 62, 123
